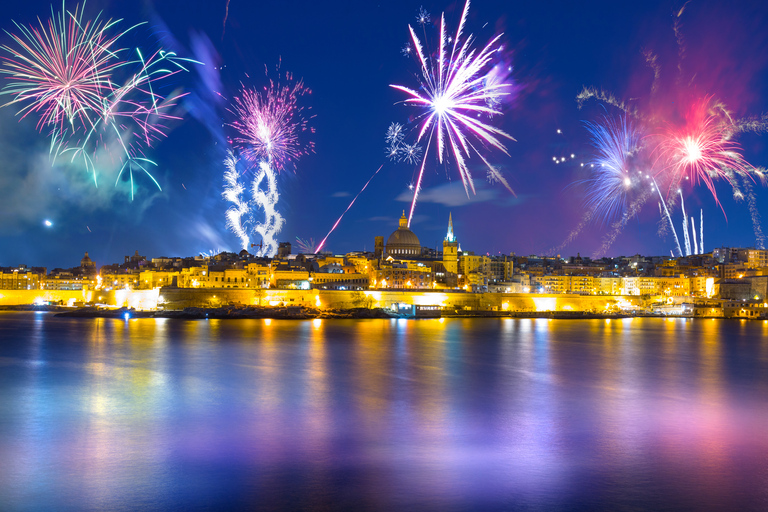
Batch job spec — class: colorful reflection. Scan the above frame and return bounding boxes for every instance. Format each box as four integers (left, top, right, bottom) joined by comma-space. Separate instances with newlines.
0, 313, 766, 510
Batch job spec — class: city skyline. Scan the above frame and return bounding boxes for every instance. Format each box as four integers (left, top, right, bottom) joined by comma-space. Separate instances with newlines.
2, 0, 768, 269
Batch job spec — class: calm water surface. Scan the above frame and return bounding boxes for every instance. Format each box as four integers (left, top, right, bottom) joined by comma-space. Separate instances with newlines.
1, 312, 767, 511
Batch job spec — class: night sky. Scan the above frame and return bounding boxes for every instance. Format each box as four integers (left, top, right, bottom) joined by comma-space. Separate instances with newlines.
2, 0, 768, 269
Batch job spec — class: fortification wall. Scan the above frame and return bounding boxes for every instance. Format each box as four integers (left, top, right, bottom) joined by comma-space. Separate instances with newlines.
158, 288, 642, 312
0, 287, 644, 313
0, 289, 92, 306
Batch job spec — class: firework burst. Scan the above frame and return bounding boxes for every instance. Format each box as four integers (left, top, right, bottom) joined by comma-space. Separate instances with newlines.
229, 69, 314, 173
391, 0, 516, 226
583, 115, 644, 224
654, 99, 749, 206
0, 3, 195, 196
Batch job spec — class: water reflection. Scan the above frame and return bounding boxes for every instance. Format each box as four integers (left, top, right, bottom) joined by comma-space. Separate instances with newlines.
0, 313, 767, 510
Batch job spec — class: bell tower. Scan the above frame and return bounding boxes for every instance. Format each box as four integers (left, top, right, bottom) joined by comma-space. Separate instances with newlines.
442, 213, 458, 274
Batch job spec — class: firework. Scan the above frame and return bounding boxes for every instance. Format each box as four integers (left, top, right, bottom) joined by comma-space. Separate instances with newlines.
222, 151, 251, 249
225, 66, 313, 256
572, 8, 767, 255
654, 99, 749, 206
385, 121, 423, 164
229, 69, 314, 173
391, 0, 515, 226
416, 6, 431, 26
583, 115, 643, 224
0, 3, 195, 195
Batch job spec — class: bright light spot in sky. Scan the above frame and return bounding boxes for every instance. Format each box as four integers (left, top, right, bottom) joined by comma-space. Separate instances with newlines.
43, 220, 52, 227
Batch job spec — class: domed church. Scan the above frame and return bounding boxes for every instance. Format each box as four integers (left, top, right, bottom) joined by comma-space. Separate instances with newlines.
384, 211, 422, 258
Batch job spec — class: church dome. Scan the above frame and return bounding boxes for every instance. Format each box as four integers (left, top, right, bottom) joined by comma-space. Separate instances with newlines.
80, 251, 95, 269
385, 212, 421, 257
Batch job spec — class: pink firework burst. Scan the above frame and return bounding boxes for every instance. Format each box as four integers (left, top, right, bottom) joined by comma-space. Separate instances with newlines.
655, 99, 749, 205
229, 70, 314, 173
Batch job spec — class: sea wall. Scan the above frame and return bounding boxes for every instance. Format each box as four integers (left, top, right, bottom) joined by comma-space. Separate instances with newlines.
0, 287, 644, 313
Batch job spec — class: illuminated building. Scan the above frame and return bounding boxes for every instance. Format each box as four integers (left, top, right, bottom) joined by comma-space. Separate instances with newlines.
0, 267, 44, 290
374, 260, 433, 289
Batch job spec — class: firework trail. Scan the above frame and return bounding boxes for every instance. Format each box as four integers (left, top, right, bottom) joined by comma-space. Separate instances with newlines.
391, 0, 515, 227
691, 215, 698, 254
643, 50, 661, 96
222, 0, 231, 40
314, 123, 421, 253
655, 179, 683, 256
742, 176, 766, 249
576, 87, 640, 119
700, 208, 703, 253
251, 160, 284, 257
315, 164, 384, 254
222, 151, 250, 249
0, 3, 195, 195
678, 189, 691, 255
225, 66, 313, 257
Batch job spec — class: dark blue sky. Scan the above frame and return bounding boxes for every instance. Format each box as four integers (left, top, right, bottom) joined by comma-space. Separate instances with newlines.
2, 0, 768, 269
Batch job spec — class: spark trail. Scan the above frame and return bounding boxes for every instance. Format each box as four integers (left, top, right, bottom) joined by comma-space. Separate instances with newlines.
315, 164, 384, 254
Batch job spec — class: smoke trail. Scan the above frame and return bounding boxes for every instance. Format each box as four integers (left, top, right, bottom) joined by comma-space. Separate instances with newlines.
742, 176, 766, 249
576, 86, 640, 119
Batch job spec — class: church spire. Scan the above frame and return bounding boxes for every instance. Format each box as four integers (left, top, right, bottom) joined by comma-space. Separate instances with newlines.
446, 212, 455, 242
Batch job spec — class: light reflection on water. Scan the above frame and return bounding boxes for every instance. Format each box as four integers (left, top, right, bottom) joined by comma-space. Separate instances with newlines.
0, 313, 767, 511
